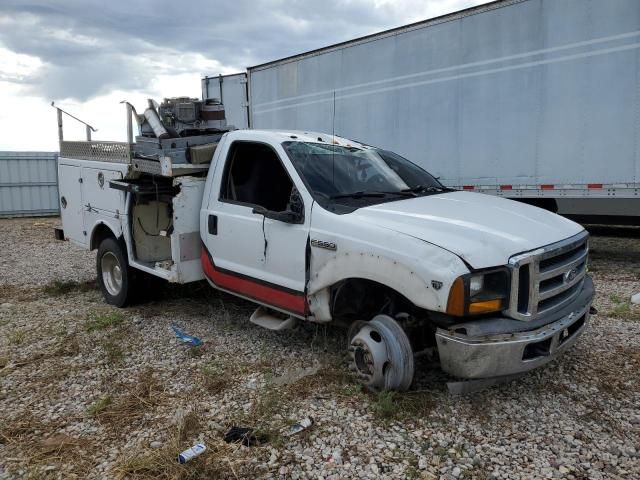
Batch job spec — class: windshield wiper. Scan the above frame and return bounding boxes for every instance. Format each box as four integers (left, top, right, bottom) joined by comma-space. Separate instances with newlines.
329, 190, 415, 200
401, 185, 445, 193
329, 191, 385, 199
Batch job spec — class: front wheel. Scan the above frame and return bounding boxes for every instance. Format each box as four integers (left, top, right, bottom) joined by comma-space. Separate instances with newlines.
348, 314, 415, 391
96, 237, 136, 307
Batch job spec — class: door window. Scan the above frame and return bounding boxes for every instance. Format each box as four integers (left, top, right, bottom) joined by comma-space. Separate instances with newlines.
220, 141, 294, 212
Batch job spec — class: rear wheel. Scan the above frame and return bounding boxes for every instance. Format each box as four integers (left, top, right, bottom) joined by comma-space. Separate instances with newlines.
348, 314, 414, 391
97, 237, 136, 307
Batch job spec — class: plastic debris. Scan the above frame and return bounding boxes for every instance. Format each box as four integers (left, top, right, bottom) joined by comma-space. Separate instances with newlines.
40, 433, 77, 453
271, 365, 320, 386
171, 325, 203, 347
632, 293, 640, 305
288, 416, 314, 436
224, 426, 257, 446
177, 443, 206, 463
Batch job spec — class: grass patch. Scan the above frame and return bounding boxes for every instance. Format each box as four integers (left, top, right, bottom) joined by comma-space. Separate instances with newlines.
87, 395, 113, 416
8, 329, 28, 345
201, 363, 232, 394
114, 438, 233, 480
371, 390, 437, 422
0, 355, 8, 369
372, 391, 399, 419
53, 335, 81, 357
608, 301, 640, 321
91, 368, 164, 426
114, 409, 236, 479
103, 339, 124, 363
0, 412, 96, 477
188, 345, 205, 358
86, 311, 125, 332
43, 279, 96, 297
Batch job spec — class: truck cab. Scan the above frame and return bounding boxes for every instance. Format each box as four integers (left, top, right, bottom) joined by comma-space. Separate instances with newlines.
56, 116, 594, 392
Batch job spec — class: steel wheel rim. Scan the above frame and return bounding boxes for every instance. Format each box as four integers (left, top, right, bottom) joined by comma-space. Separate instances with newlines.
101, 251, 123, 296
348, 315, 414, 391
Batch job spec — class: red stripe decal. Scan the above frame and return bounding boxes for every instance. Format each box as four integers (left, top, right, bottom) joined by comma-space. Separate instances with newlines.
588, 183, 603, 189
200, 246, 307, 316
462, 185, 475, 190
540, 184, 554, 190
500, 185, 513, 190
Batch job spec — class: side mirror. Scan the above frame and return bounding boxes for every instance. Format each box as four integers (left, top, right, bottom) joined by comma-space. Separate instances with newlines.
252, 207, 302, 224
251, 188, 305, 224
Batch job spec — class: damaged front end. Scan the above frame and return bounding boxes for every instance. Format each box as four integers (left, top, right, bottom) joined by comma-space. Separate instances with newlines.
435, 231, 594, 384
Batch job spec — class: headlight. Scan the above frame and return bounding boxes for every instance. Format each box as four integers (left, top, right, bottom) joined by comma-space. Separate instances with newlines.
446, 268, 510, 316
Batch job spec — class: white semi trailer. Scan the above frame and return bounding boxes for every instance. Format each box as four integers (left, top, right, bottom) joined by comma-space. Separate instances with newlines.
203, 0, 640, 225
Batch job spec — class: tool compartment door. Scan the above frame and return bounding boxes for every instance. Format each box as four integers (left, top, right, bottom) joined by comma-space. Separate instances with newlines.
58, 162, 86, 246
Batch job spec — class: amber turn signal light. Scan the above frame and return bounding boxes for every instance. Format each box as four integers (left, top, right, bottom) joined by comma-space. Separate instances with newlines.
468, 298, 503, 314
446, 277, 466, 316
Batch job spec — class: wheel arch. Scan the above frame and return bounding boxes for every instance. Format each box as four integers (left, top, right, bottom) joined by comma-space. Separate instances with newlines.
89, 220, 123, 251
307, 252, 441, 322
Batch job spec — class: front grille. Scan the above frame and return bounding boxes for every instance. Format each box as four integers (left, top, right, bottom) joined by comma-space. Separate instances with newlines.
506, 231, 589, 320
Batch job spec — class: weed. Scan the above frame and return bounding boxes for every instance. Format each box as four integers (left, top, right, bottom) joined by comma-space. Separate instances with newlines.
201, 364, 231, 393
87, 396, 113, 416
54, 335, 81, 357
371, 390, 437, 422
8, 329, 27, 345
177, 410, 201, 443
188, 345, 204, 358
372, 391, 399, 419
103, 339, 124, 363
114, 438, 233, 480
0, 355, 8, 369
86, 311, 124, 332
339, 382, 364, 397
43, 279, 96, 297
91, 369, 164, 426
608, 302, 640, 321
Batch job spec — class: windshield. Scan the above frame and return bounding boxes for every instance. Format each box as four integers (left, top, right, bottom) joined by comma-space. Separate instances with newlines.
282, 141, 445, 211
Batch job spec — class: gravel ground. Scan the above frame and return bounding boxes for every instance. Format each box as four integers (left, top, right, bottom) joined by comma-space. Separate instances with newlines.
0, 217, 639, 480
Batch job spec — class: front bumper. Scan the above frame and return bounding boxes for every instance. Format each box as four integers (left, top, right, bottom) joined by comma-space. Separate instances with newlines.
435, 275, 594, 379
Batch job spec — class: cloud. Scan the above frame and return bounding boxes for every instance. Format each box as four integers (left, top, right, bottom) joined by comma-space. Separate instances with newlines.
0, 0, 487, 150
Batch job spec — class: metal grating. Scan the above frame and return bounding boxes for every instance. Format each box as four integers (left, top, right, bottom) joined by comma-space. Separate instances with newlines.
59, 141, 131, 163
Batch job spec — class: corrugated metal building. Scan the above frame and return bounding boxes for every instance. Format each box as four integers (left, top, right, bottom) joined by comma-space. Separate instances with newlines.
0, 152, 59, 217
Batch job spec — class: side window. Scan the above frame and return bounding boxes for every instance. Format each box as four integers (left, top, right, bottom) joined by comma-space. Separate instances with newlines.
220, 142, 294, 212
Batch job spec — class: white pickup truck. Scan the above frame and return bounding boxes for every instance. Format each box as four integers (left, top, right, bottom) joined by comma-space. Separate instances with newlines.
56, 119, 594, 391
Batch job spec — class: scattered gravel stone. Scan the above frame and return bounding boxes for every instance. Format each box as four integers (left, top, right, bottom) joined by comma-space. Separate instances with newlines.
0, 218, 639, 479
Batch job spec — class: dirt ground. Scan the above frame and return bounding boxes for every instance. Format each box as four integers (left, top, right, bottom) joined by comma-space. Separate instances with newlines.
0, 217, 638, 480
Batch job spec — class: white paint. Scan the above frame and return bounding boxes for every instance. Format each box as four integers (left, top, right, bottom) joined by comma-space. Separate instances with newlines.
59, 129, 586, 320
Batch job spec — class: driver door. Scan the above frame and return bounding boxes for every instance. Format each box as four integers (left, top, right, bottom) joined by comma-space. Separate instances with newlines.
201, 139, 310, 316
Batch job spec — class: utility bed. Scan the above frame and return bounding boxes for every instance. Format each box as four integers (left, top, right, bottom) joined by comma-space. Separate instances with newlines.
54, 97, 230, 284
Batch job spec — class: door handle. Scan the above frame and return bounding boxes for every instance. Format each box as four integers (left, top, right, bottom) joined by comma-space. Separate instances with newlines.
208, 214, 218, 235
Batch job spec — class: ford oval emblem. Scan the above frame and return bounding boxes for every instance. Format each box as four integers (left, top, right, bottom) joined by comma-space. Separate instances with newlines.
564, 268, 578, 283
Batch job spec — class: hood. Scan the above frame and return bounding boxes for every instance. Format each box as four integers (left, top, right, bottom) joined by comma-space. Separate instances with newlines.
352, 191, 584, 269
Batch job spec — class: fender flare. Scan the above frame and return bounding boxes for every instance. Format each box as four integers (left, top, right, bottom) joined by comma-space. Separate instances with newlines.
89, 218, 123, 250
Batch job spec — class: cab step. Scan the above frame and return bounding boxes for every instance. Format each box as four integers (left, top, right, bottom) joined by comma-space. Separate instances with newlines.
249, 306, 297, 331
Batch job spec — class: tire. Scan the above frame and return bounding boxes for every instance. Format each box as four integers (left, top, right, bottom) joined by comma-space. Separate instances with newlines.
96, 237, 136, 307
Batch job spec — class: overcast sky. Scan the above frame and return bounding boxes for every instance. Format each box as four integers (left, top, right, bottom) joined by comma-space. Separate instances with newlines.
0, 0, 488, 151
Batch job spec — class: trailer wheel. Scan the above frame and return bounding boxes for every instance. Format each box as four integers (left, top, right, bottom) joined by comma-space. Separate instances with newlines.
348, 314, 414, 391
96, 237, 135, 307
